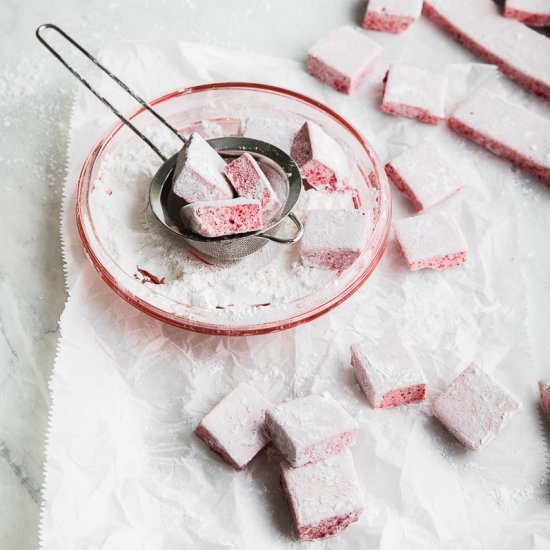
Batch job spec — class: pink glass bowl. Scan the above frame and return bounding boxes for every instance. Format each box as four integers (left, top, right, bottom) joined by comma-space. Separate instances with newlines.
76, 82, 391, 336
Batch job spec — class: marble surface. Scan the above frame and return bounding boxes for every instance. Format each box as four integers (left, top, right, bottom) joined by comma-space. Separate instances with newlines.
0, 1, 549, 549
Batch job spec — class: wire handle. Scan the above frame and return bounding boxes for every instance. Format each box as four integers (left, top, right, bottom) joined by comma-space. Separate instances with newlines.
36, 23, 186, 161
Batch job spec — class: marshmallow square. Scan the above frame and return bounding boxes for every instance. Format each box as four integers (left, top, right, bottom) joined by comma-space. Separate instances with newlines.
385, 141, 463, 211
433, 364, 522, 451
291, 122, 349, 193
195, 383, 272, 470
307, 26, 382, 94
351, 339, 427, 408
223, 153, 281, 218
363, 0, 423, 34
172, 133, 234, 203
300, 209, 374, 271
265, 393, 358, 467
393, 212, 468, 271
505, 0, 550, 26
281, 450, 364, 541
382, 65, 449, 124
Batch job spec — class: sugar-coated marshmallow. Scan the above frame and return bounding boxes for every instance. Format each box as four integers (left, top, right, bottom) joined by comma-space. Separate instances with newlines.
433, 364, 521, 451
181, 197, 263, 238
223, 153, 281, 218
281, 450, 364, 541
449, 88, 550, 186
363, 0, 423, 34
505, 0, 550, 26
393, 212, 468, 271
291, 122, 349, 193
307, 26, 382, 94
172, 133, 233, 203
423, 0, 550, 102
265, 393, 358, 467
382, 65, 449, 124
351, 338, 426, 408
195, 383, 272, 470
300, 209, 374, 271
385, 141, 463, 211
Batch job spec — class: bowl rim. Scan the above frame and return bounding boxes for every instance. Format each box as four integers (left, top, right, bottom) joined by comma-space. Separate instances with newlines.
75, 81, 391, 336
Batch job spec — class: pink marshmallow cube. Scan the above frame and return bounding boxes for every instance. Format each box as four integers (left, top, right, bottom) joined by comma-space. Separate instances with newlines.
223, 153, 281, 218
195, 383, 272, 470
281, 450, 364, 541
300, 209, 374, 271
505, 0, 550, 26
539, 379, 550, 423
351, 339, 427, 408
265, 393, 358, 467
307, 26, 382, 94
181, 197, 263, 238
243, 117, 301, 155
172, 133, 234, 203
363, 0, 423, 34
449, 88, 550, 186
423, 0, 550, 102
433, 364, 522, 451
393, 212, 468, 271
291, 122, 349, 193
385, 141, 463, 212
382, 65, 449, 124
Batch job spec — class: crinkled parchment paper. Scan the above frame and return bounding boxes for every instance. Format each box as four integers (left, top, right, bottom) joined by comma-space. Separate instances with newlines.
41, 20, 550, 550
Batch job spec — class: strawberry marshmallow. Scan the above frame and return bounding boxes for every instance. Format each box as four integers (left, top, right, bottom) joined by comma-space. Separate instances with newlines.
381, 65, 449, 124
351, 339, 427, 408
300, 209, 374, 271
363, 0, 423, 34
181, 197, 263, 238
433, 364, 522, 451
291, 122, 349, 192
281, 450, 364, 541
385, 141, 463, 211
195, 383, 272, 470
449, 88, 550, 186
423, 0, 550, 102
505, 0, 550, 26
223, 153, 281, 218
393, 212, 468, 271
539, 379, 550, 423
307, 26, 382, 94
172, 133, 233, 203
243, 117, 301, 155
265, 393, 358, 467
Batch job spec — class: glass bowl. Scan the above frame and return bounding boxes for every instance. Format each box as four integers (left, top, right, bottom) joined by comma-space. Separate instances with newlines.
76, 82, 391, 336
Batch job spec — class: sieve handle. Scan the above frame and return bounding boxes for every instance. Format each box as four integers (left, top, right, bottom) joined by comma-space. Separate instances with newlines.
260, 213, 303, 244
35, 24, 187, 161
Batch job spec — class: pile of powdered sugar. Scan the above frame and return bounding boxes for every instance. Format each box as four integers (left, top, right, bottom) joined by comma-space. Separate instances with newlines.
89, 124, 365, 315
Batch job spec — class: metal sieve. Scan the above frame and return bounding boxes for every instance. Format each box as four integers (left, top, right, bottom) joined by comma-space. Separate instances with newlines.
36, 24, 303, 262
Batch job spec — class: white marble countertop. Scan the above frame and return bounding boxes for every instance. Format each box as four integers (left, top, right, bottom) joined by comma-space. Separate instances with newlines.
0, 1, 549, 549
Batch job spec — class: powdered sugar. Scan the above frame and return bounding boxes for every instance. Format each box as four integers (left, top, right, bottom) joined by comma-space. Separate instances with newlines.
89, 124, 361, 317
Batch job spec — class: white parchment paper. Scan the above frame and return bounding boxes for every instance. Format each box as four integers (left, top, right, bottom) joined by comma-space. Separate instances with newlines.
42, 21, 550, 550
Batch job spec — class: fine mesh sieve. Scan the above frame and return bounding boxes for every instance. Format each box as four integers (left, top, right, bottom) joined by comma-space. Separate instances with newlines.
36, 24, 303, 262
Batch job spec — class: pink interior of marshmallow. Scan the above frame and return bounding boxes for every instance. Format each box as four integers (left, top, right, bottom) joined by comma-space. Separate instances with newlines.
448, 88, 550, 186
181, 197, 263, 238
423, 0, 550, 101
